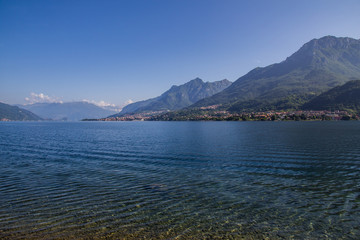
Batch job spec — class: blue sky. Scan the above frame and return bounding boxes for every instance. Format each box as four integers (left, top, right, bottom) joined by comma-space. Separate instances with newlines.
1, 0, 360, 107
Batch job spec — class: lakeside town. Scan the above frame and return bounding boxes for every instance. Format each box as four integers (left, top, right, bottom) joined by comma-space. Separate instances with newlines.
86, 110, 360, 122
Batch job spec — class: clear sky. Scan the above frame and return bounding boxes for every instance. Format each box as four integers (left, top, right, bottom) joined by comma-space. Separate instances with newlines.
1, 0, 360, 107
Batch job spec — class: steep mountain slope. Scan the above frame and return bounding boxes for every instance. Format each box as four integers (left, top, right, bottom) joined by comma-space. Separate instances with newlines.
0, 102, 42, 121
116, 78, 232, 116
192, 36, 360, 111
21, 102, 117, 121
302, 80, 360, 111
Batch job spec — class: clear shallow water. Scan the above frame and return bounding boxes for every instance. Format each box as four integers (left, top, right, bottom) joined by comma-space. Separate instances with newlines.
0, 121, 359, 239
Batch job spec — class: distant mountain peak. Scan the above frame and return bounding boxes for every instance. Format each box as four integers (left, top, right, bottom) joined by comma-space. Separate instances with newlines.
281, 36, 360, 70
291, 36, 359, 56
307, 36, 358, 48
112, 78, 232, 116
193, 77, 203, 81
187, 77, 204, 84
218, 79, 231, 84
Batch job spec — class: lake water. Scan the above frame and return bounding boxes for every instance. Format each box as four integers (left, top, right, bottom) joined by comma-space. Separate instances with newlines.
0, 121, 359, 239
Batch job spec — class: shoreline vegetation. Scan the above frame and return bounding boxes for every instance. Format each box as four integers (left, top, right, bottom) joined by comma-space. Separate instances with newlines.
82, 110, 360, 122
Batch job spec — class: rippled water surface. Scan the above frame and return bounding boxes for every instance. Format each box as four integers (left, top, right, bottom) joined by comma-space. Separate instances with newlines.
0, 121, 360, 239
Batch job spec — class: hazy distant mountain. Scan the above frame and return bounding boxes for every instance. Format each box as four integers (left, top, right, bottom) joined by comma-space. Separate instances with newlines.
302, 80, 360, 112
0, 102, 42, 121
190, 36, 360, 112
113, 78, 232, 116
21, 102, 117, 121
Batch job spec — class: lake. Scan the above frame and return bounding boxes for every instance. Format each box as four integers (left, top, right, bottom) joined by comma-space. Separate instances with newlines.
0, 121, 359, 239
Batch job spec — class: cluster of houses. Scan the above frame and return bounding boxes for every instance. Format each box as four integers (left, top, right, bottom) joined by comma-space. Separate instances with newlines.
193, 110, 358, 121
99, 111, 165, 121
93, 110, 359, 121
248, 110, 356, 121
149, 110, 358, 121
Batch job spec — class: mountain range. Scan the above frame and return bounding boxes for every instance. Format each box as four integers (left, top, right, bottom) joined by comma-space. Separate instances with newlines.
20, 102, 117, 121
111, 78, 232, 117
110, 36, 360, 121
187, 36, 360, 112
0, 102, 42, 121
